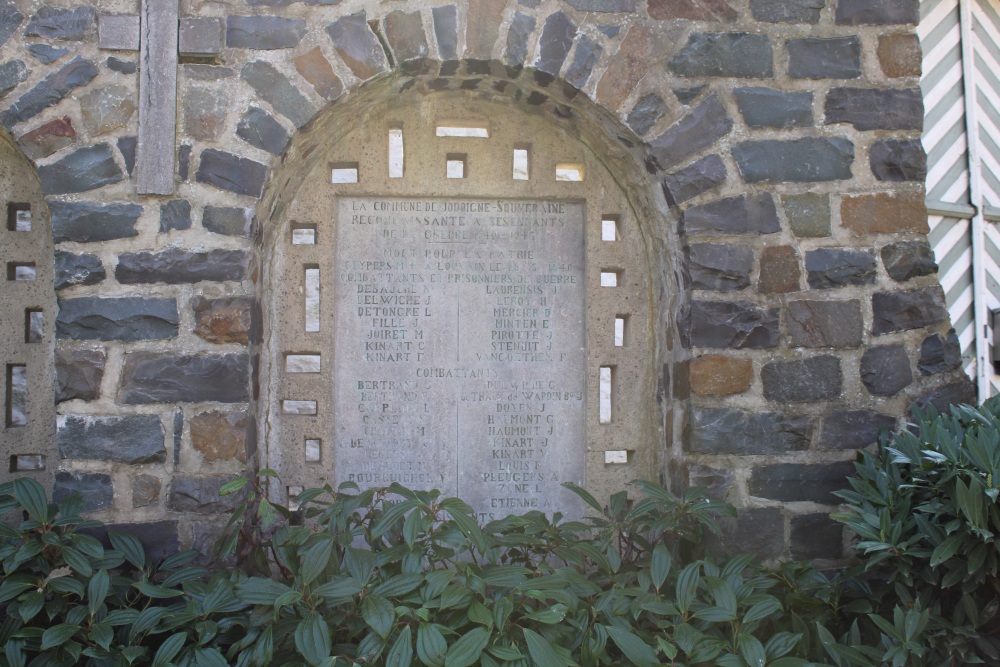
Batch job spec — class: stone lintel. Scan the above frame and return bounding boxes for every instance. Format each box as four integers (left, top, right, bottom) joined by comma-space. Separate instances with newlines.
136, 0, 179, 196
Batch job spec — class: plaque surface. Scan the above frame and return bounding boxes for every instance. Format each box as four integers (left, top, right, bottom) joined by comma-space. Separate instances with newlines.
333, 197, 586, 521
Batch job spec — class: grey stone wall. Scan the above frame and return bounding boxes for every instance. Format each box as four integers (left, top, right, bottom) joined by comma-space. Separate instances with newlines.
0, 0, 972, 560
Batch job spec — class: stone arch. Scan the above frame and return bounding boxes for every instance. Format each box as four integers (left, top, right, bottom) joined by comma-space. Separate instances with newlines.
255, 60, 688, 510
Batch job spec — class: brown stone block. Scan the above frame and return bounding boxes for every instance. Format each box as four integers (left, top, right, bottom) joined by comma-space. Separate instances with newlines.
759, 245, 800, 294
294, 47, 343, 101
648, 0, 737, 21
384, 10, 428, 62
132, 474, 162, 508
596, 27, 650, 111
690, 354, 753, 396
877, 34, 921, 78
840, 191, 928, 235
190, 410, 248, 463
19, 116, 75, 159
192, 296, 253, 345
466, 0, 507, 59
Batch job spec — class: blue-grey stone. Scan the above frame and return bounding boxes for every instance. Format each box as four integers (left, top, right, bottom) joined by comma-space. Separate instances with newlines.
54, 472, 112, 512
836, 0, 918, 25
650, 94, 732, 168
762, 355, 842, 402
116, 248, 250, 285
55, 348, 106, 403
872, 287, 948, 335
626, 93, 667, 136
237, 106, 290, 155
106, 56, 135, 74
196, 148, 268, 197
240, 60, 316, 128
38, 143, 123, 195
919, 330, 962, 375
687, 243, 753, 291
57, 297, 179, 342
24, 6, 95, 41
669, 32, 773, 78
58, 414, 165, 463
786, 299, 863, 348
881, 240, 937, 282
54, 251, 105, 289
535, 11, 576, 76
120, 353, 250, 404
825, 87, 923, 130
159, 200, 192, 233
870, 138, 926, 181
565, 0, 637, 10
0, 1, 24, 49
683, 300, 781, 349
734, 137, 854, 183
0, 59, 27, 99
117, 136, 136, 176
806, 248, 877, 288
790, 514, 844, 559
226, 15, 306, 49
325, 12, 387, 79
788, 37, 861, 79
911, 381, 977, 415
505, 12, 535, 66
28, 43, 67, 64
688, 407, 810, 455
432, 6, 458, 60
598, 25, 621, 38
817, 410, 897, 449
749, 462, 855, 503
168, 475, 246, 513
734, 87, 813, 128
683, 193, 780, 235
203, 206, 254, 238
860, 344, 913, 396
0, 56, 97, 129
565, 34, 602, 89
673, 85, 705, 105
50, 201, 141, 243
661, 154, 727, 206
750, 0, 824, 23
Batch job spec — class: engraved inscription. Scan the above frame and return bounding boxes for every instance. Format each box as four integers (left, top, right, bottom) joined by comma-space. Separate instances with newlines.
334, 197, 586, 521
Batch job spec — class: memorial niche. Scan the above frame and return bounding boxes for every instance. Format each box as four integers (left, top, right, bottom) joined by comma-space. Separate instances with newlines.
262, 89, 667, 522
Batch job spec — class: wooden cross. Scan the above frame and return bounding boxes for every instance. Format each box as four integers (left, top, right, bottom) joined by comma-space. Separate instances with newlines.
98, 1, 221, 195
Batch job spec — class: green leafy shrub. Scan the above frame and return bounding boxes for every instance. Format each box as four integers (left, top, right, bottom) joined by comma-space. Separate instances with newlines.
833, 395, 1000, 665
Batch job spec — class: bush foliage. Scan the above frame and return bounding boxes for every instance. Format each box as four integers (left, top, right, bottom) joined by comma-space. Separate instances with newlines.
0, 396, 999, 666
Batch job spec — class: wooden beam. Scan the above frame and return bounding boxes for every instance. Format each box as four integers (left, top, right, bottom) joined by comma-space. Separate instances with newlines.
136, 0, 178, 195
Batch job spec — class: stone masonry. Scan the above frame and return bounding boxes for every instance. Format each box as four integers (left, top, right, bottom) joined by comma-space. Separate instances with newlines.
0, 0, 974, 561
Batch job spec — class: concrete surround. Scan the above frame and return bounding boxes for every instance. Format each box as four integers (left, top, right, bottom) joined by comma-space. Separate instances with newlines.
0, 0, 973, 561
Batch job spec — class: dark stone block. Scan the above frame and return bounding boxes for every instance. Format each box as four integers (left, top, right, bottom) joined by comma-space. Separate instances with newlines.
505, 12, 535, 65
734, 87, 812, 128
106, 57, 136, 74
759, 246, 801, 294
688, 407, 810, 454
749, 461, 855, 503
325, 12, 388, 80
81, 521, 179, 563
707, 508, 784, 559
669, 32, 773, 78
786, 299, 863, 348
116, 248, 251, 285
648, 0, 736, 21
673, 85, 705, 105
565, 0, 637, 10
565, 34, 601, 89
54, 251, 105, 290
226, 15, 306, 49
432, 6, 458, 60
159, 200, 192, 233
762, 355, 842, 402
240, 60, 316, 128
57, 297, 179, 342
178, 144, 191, 181
805, 248, 876, 289
0, 1, 23, 49
120, 353, 250, 404
28, 44, 68, 64
168, 475, 246, 514
117, 136, 137, 176
661, 154, 727, 206
237, 106, 290, 156
203, 206, 254, 238
57, 414, 165, 463
872, 287, 948, 335
132, 475, 161, 509
536, 11, 575, 76
649, 94, 732, 168
627, 94, 667, 136
686, 462, 736, 498
818, 410, 897, 450
24, 6, 95, 41
196, 148, 268, 197
684, 300, 781, 349
881, 240, 937, 282
825, 87, 923, 130
750, 0, 824, 23
0, 59, 27, 98
836, 0, 918, 25
686, 243, 753, 291
734, 138, 854, 183
55, 348, 106, 403
54, 472, 112, 512
783, 193, 831, 237
911, 381, 978, 415
790, 514, 844, 560
788, 37, 861, 79
870, 138, 926, 181
682, 193, 780, 235
50, 201, 141, 244
1, 56, 97, 129
860, 344, 913, 396
38, 142, 122, 195
19, 116, 75, 160
919, 330, 962, 375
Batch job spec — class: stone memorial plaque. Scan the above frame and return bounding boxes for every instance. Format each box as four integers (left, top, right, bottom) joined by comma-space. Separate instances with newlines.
333, 197, 586, 521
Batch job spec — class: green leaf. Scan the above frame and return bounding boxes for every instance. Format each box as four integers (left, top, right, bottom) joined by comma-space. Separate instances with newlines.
445, 627, 490, 667
676, 562, 700, 615
604, 625, 657, 667
313, 577, 363, 604
739, 635, 766, 667
12, 478, 49, 523
930, 534, 964, 567
62, 546, 93, 576
152, 632, 187, 667
219, 478, 248, 496
439, 498, 488, 553
372, 573, 424, 598
88, 569, 109, 616
486, 646, 525, 661
109, 532, 147, 570
386, 626, 413, 667
417, 624, 447, 667
236, 577, 293, 605
706, 577, 737, 615
562, 482, 604, 514
742, 597, 782, 624
5, 639, 25, 667
41, 624, 80, 651
134, 580, 184, 599
89, 623, 113, 650
18, 592, 44, 623
650, 545, 671, 591
193, 647, 228, 667
362, 594, 395, 638
300, 535, 333, 586
764, 632, 801, 660
467, 601, 493, 628
294, 611, 331, 667
522, 628, 570, 667
523, 604, 568, 624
